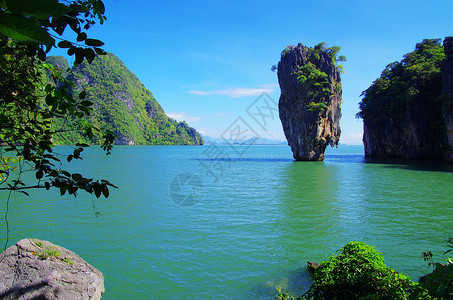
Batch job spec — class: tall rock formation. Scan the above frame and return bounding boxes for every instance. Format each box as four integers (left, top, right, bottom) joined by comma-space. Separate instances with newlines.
277, 43, 342, 161
358, 38, 451, 160
442, 37, 453, 162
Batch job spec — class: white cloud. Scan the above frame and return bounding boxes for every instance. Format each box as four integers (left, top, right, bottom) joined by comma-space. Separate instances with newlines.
167, 112, 201, 123
189, 87, 276, 98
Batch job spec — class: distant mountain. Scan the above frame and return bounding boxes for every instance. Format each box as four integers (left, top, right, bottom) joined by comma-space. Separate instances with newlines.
49, 53, 203, 145
202, 136, 286, 145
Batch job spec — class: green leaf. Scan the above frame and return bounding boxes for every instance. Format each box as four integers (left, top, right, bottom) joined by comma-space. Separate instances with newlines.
93, 183, 101, 198
60, 170, 71, 177
74, 47, 84, 64
67, 15, 80, 34
6, 0, 72, 19
93, 1, 106, 15
36, 170, 44, 179
50, 15, 67, 35
57, 40, 72, 48
78, 90, 86, 99
68, 185, 78, 195
85, 38, 104, 47
20, 191, 30, 196
67, 46, 76, 56
81, 100, 93, 107
94, 47, 106, 55
72, 173, 82, 181
0, 14, 54, 46
101, 185, 109, 198
77, 32, 87, 41
84, 48, 95, 63
104, 181, 118, 189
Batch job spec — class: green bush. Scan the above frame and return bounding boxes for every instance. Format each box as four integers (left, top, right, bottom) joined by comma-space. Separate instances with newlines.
420, 261, 453, 299
420, 237, 453, 299
305, 241, 426, 299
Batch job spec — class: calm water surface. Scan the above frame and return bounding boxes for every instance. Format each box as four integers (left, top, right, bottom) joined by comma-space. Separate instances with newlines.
1, 144, 453, 299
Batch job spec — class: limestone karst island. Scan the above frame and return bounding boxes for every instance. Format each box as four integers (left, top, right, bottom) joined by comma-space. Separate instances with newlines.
277, 43, 343, 161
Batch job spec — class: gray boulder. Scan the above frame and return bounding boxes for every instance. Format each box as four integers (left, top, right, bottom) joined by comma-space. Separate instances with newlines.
0, 238, 104, 299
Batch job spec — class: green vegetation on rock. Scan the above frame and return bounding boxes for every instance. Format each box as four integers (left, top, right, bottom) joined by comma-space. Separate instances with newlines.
49, 54, 203, 145
277, 42, 343, 161
357, 39, 445, 131
421, 262, 453, 299
355, 38, 450, 159
305, 241, 426, 299
277, 238, 453, 299
419, 238, 453, 299
277, 242, 431, 300
291, 42, 345, 115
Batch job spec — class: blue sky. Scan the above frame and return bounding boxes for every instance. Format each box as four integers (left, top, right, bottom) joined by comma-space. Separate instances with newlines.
54, 0, 453, 144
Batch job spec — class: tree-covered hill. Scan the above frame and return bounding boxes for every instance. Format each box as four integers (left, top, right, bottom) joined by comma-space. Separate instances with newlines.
356, 38, 448, 159
50, 53, 203, 145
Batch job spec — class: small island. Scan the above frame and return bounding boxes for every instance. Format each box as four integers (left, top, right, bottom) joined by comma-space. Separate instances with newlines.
277, 42, 344, 161
357, 37, 453, 161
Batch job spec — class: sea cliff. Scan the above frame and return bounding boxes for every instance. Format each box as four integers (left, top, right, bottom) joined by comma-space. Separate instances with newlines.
277, 43, 343, 161
358, 38, 452, 160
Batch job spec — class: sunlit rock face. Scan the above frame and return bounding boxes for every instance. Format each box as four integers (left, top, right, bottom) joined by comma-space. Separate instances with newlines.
277, 43, 341, 161
0, 238, 105, 300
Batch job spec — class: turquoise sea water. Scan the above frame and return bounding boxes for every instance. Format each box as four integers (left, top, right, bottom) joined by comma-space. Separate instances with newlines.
1, 144, 453, 299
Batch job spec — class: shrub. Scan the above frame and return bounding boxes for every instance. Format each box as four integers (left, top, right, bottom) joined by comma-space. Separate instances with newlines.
305, 241, 426, 299
420, 261, 453, 299
419, 237, 453, 299
38, 247, 61, 260
276, 287, 303, 300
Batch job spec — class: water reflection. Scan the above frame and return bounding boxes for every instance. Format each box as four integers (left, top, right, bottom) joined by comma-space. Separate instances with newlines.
272, 161, 340, 294
365, 157, 453, 173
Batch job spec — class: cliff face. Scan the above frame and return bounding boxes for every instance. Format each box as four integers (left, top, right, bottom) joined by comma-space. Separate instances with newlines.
359, 39, 449, 160
362, 107, 443, 159
442, 37, 453, 161
49, 54, 203, 146
362, 85, 444, 159
277, 43, 342, 161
